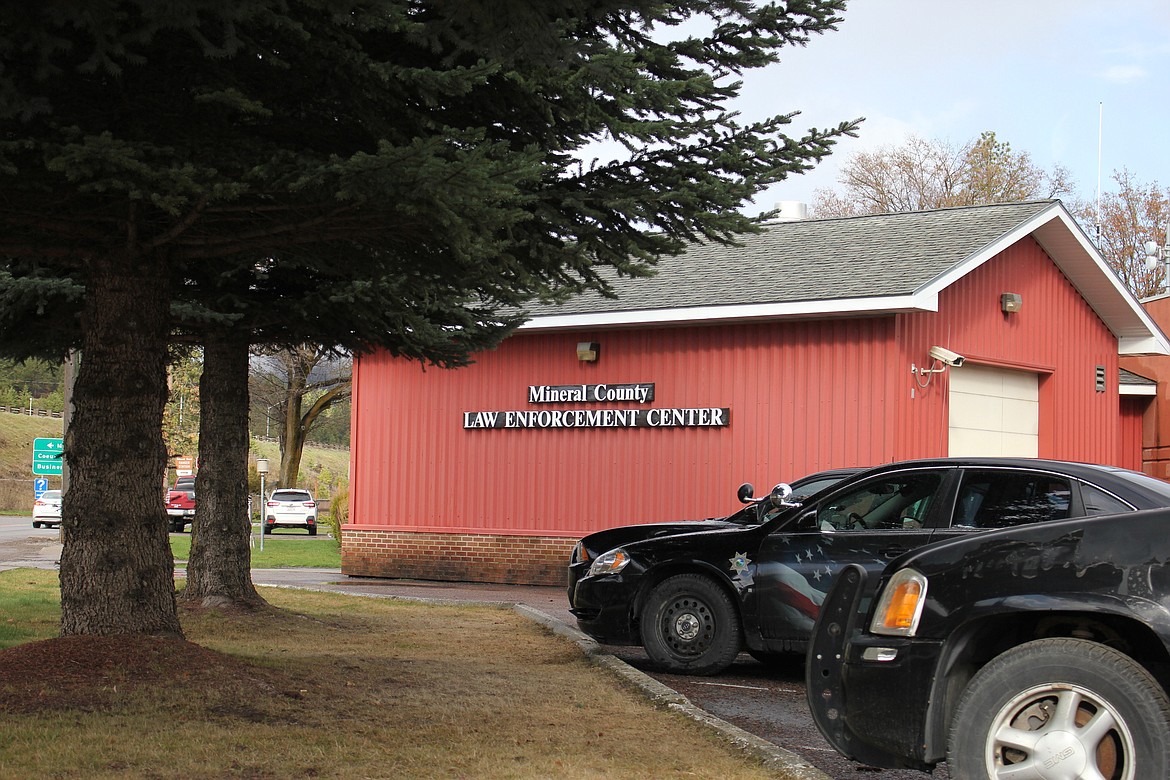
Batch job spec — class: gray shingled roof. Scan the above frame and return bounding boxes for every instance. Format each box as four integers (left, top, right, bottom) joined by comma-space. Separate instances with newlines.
1120, 368, 1156, 386
522, 200, 1058, 318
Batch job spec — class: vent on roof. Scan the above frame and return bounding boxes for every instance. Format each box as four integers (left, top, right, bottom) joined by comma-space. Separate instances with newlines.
773, 201, 808, 221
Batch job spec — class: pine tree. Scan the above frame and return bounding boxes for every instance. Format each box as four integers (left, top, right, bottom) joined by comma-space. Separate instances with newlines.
0, 1, 858, 634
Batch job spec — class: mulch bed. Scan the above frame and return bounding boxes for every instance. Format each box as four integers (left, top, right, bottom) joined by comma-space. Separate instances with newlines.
0, 634, 269, 713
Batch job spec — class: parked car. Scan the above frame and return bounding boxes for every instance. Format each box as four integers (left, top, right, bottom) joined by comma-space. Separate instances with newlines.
568, 458, 1170, 675
807, 506, 1170, 777
264, 489, 317, 535
32, 489, 62, 528
165, 482, 197, 533
568, 467, 862, 579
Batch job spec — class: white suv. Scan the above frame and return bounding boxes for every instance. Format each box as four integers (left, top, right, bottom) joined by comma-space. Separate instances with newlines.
263, 489, 318, 535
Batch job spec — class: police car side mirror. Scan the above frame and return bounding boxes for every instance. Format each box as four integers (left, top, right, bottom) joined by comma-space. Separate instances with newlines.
737, 482, 756, 504
769, 482, 794, 507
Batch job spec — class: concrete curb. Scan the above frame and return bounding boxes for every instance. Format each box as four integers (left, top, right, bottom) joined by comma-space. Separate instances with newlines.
514, 604, 832, 780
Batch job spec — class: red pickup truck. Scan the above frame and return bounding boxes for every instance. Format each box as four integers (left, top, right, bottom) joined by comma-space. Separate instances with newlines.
165, 476, 196, 532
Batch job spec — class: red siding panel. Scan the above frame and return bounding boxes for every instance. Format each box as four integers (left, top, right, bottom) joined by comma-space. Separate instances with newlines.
1119, 396, 1148, 472
350, 319, 900, 539
1122, 297, 1170, 478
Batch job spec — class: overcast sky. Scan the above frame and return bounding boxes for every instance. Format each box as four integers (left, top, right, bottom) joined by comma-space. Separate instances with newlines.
734, 0, 1170, 216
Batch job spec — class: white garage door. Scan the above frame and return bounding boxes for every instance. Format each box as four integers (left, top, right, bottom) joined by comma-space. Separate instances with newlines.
948, 364, 1038, 457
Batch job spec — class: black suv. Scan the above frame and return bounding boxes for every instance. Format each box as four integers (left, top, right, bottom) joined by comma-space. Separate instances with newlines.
807, 506, 1170, 777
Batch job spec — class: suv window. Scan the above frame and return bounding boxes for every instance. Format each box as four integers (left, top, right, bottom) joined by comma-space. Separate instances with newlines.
271, 490, 313, 502
953, 470, 1071, 529
817, 472, 943, 531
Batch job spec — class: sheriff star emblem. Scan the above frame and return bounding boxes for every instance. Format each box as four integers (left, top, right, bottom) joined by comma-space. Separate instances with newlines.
729, 552, 751, 576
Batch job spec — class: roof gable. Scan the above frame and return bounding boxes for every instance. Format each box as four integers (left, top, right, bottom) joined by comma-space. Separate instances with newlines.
519, 200, 1169, 356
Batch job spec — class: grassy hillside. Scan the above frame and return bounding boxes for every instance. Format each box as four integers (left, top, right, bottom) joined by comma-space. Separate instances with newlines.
0, 414, 63, 510
248, 438, 350, 497
0, 413, 349, 513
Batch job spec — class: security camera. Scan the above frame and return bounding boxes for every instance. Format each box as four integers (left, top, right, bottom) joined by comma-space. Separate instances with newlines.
929, 346, 965, 368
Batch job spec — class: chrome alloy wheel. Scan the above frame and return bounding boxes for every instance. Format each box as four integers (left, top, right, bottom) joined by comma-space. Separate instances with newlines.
984, 683, 1135, 779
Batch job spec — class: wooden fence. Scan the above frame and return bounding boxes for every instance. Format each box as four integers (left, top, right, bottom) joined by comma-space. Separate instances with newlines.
0, 405, 63, 419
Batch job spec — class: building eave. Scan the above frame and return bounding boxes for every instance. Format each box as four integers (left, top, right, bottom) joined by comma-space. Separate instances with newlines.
516, 294, 936, 332
1120, 384, 1157, 396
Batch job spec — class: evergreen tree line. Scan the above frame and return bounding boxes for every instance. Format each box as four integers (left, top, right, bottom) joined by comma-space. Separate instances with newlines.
0, 359, 64, 413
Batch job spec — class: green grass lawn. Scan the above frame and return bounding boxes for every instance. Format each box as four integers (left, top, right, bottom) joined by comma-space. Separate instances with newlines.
169, 533, 341, 568
0, 570, 62, 649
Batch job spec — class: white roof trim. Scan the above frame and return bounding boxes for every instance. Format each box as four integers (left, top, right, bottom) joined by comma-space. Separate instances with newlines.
516, 294, 934, 331
1120, 335, 1170, 354
1120, 383, 1156, 396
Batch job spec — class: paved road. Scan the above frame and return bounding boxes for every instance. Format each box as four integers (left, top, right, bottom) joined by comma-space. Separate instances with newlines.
0, 516, 945, 779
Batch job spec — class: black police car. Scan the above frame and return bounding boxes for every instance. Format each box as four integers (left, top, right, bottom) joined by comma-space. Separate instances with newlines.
567, 458, 1170, 675
567, 467, 860, 575
808, 506, 1170, 777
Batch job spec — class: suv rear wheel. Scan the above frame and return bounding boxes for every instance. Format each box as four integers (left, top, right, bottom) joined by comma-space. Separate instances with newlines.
948, 637, 1170, 779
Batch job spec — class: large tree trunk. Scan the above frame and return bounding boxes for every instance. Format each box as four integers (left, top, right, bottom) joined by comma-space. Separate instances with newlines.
59, 249, 182, 638
182, 336, 265, 608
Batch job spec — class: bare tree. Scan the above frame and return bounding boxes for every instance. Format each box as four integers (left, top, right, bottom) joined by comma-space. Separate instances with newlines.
813, 132, 1075, 217
1076, 170, 1170, 298
253, 346, 351, 489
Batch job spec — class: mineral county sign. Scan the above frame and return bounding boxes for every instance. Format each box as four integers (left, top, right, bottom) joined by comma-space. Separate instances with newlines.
463, 382, 730, 429
32, 437, 64, 475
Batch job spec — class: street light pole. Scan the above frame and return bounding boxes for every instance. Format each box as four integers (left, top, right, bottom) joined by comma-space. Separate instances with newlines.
256, 458, 269, 552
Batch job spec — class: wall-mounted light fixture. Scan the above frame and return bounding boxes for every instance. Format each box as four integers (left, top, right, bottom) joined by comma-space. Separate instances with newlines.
576, 341, 600, 362
1000, 292, 1023, 314
911, 346, 966, 389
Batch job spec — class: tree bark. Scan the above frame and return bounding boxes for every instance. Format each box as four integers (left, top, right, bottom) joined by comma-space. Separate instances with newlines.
182, 336, 265, 608
59, 249, 182, 638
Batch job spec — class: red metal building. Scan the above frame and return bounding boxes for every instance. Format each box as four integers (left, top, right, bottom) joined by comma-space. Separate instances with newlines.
344, 201, 1169, 585
1121, 295, 1170, 478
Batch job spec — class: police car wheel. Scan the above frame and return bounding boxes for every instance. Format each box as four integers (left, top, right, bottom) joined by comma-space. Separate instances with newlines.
640, 573, 741, 676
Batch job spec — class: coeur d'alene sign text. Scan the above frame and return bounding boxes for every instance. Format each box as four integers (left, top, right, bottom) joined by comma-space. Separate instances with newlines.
463, 382, 729, 430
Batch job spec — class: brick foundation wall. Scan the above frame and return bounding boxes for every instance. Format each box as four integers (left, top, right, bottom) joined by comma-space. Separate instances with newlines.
341, 529, 577, 586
